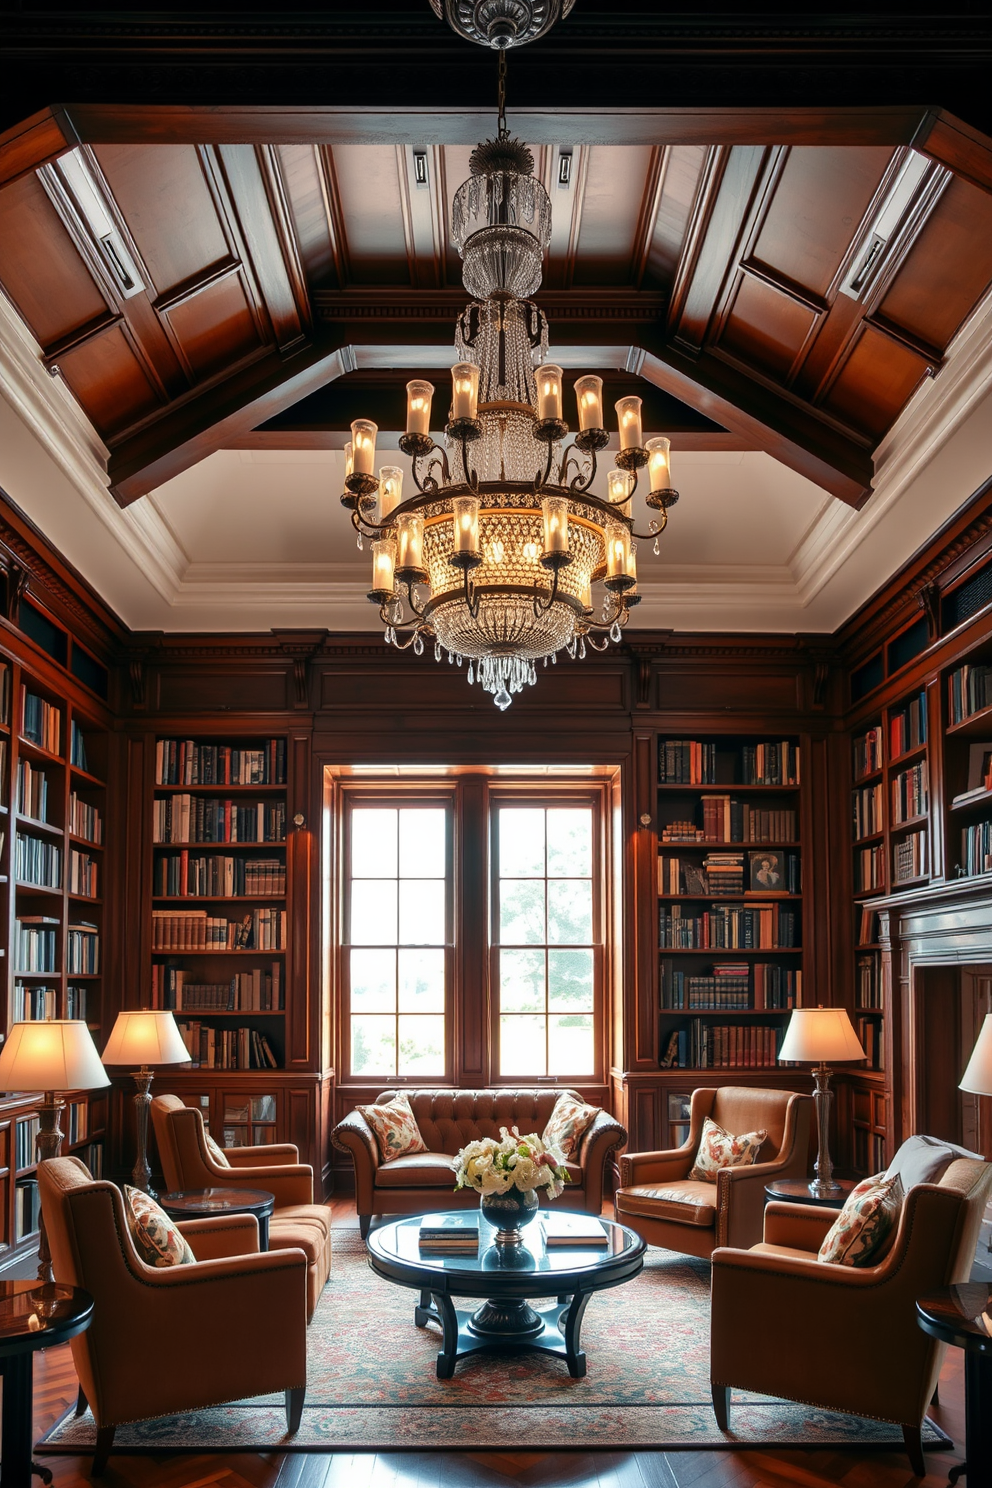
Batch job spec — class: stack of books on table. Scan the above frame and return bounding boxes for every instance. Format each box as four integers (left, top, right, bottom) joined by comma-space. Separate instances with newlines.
542, 1213, 608, 1248
418, 1214, 479, 1252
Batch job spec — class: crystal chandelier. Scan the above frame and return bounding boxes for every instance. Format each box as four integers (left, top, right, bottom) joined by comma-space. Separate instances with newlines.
341, 77, 679, 708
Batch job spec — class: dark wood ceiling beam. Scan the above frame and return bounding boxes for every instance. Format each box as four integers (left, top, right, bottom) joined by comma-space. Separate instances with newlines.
0, 106, 75, 187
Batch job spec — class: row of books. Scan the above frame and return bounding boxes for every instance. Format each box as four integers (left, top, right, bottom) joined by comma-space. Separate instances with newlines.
69, 849, 99, 897
155, 738, 287, 786
416, 1212, 609, 1253
151, 907, 287, 951
659, 740, 718, 784
14, 833, 61, 888
961, 818, 992, 877
66, 983, 88, 1019
21, 687, 60, 755
67, 1099, 89, 1144
890, 693, 926, 757
700, 798, 797, 843
12, 982, 91, 1020
656, 740, 800, 786
15, 917, 57, 971
893, 828, 927, 884
854, 725, 883, 780
742, 743, 800, 786
0, 661, 9, 724
17, 758, 49, 821
70, 720, 89, 772
153, 796, 287, 845
658, 851, 800, 897
151, 963, 284, 1011
857, 1015, 884, 1070
68, 924, 99, 974
892, 761, 928, 824
855, 842, 885, 893
661, 1021, 786, 1069
15, 1116, 40, 1170
856, 952, 882, 1008
852, 781, 883, 841
76, 1141, 104, 1178
175, 1021, 280, 1069
661, 960, 800, 1010
659, 903, 798, 950
69, 792, 103, 844
949, 663, 992, 725
14, 1179, 40, 1242
858, 908, 879, 945
153, 852, 286, 898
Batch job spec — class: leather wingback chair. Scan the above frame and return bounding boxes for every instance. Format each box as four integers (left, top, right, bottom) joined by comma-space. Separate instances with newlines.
614, 1086, 812, 1258
150, 1093, 331, 1317
710, 1156, 992, 1477
38, 1157, 308, 1476
333, 1088, 627, 1237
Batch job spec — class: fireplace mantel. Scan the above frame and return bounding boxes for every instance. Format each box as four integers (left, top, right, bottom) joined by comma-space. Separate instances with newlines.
871, 877, 992, 965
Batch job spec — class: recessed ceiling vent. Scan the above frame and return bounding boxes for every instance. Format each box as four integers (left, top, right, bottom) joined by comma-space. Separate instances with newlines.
54, 149, 146, 300
839, 150, 929, 303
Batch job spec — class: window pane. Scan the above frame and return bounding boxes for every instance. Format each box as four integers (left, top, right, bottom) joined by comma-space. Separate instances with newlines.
549, 1014, 594, 1075
499, 948, 546, 1012
350, 948, 396, 1011
351, 1015, 396, 1076
398, 1015, 446, 1076
499, 1014, 546, 1076
498, 808, 545, 877
547, 879, 592, 944
398, 948, 445, 1012
352, 809, 397, 878
351, 880, 397, 944
398, 878, 446, 945
547, 808, 592, 877
548, 948, 594, 1010
399, 807, 446, 879
499, 879, 545, 944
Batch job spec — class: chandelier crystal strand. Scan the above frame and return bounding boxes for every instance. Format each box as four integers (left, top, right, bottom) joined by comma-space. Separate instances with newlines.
345, 67, 680, 703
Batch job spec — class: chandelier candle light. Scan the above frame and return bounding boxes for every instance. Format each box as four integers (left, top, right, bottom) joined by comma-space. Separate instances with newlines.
343, 100, 680, 707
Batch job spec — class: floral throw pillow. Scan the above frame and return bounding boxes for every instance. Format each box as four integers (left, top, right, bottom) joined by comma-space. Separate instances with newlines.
542, 1094, 601, 1161
357, 1093, 427, 1163
688, 1116, 767, 1182
818, 1172, 904, 1267
204, 1130, 231, 1167
124, 1185, 196, 1268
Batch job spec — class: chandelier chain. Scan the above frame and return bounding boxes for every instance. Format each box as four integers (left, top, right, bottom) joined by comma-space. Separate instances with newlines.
497, 50, 508, 139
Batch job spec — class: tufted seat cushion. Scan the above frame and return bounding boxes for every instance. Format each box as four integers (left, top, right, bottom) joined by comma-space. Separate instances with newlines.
616, 1181, 717, 1227
269, 1204, 333, 1317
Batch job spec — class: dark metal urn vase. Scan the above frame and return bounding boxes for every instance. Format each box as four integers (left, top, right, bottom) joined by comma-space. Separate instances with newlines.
480, 1186, 539, 1245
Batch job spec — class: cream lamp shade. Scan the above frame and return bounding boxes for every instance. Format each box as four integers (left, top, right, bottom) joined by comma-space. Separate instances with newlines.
102, 1010, 190, 1068
960, 1013, 992, 1096
0, 1020, 111, 1093
778, 1006, 867, 1065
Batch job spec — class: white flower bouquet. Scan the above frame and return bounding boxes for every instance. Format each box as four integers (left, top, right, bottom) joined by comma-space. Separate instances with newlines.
453, 1126, 570, 1201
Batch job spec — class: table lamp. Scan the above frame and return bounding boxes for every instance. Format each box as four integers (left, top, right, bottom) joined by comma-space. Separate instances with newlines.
101, 1010, 190, 1196
961, 1014, 992, 1107
778, 1005, 867, 1198
0, 1020, 111, 1283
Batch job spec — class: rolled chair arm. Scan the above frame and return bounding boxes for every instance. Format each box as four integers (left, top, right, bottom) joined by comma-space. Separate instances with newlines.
762, 1199, 840, 1251
715, 1156, 820, 1249
177, 1213, 261, 1261
618, 1147, 694, 1188
578, 1112, 627, 1213
194, 1164, 315, 1207
224, 1144, 300, 1167
333, 1111, 381, 1217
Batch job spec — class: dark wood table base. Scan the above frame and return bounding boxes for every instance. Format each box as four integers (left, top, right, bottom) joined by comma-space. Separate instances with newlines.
414, 1286, 592, 1380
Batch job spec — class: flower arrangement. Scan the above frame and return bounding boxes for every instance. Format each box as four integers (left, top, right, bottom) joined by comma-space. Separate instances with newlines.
454, 1126, 570, 1200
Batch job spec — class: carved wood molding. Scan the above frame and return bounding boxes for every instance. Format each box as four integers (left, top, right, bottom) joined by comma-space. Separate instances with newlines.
0, 515, 122, 657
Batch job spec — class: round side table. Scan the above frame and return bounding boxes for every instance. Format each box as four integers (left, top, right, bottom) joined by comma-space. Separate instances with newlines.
764, 1178, 856, 1208
917, 1283, 992, 1485
161, 1188, 275, 1250
0, 1280, 93, 1485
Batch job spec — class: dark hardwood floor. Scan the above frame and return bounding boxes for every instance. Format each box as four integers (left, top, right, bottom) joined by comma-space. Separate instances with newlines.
29, 1195, 966, 1488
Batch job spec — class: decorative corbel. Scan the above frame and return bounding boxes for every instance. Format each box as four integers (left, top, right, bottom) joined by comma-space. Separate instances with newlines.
4, 561, 28, 622
918, 581, 941, 642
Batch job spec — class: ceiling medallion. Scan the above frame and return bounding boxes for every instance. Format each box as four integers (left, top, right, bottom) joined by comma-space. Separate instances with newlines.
428, 0, 577, 50
342, 14, 679, 708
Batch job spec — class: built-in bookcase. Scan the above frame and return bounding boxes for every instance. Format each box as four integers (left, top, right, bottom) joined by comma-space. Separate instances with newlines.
655, 735, 804, 1081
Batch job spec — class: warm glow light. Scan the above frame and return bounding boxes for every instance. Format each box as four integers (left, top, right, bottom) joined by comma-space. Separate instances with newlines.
371, 538, 397, 594
578, 574, 593, 612
778, 1007, 867, 1064
615, 397, 643, 452
102, 1010, 190, 1068
574, 375, 604, 431
522, 540, 540, 561
536, 364, 563, 422
488, 538, 505, 564
451, 362, 480, 421
607, 468, 634, 504
646, 435, 672, 491
961, 1013, 992, 1095
0, 1021, 111, 1093
452, 495, 480, 556
378, 466, 404, 520
605, 525, 632, 580
541, 496, 568, 555
396, 513, 425, 571
406, 379, 434, 436
351, 419, 378, 475
343, 440, 354, 481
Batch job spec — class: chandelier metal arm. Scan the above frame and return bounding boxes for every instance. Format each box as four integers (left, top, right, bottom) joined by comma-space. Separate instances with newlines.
583, 591, 628, 632
559, 441, 597, 495
532, 562, 562, 617
461, 566, 482, 619
384, 625, 423, 651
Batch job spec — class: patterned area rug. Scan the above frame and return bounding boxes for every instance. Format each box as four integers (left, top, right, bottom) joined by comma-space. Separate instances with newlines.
40, 1230, 951, 1453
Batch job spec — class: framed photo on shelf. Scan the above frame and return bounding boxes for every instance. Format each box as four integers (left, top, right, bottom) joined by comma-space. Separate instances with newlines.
967, 743, 992, 791
749, 849, 784, 892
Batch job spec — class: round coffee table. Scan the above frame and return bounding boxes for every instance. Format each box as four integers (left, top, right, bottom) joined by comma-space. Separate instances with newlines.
765, 1178, 857, 1208
917, 1283, 992, 1485
367, 1212, 645, 1380
0, 1280, 93, 1485
161, 1188, 275, 1250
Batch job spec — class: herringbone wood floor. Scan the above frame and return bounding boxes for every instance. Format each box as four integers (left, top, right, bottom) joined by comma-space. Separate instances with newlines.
25, 1197, 967, 1488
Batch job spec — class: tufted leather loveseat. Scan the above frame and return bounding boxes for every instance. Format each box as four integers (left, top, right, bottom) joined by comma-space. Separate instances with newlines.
332, 1088, 627, 1236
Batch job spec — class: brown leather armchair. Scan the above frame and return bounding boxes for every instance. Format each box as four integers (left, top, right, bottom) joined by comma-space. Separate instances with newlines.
710, 1156, 992, 1476
150, 1093, 331, 1317
332, 1088, 627, 1237
614, 1086, 812, 1258
38, 1156, 308, 1476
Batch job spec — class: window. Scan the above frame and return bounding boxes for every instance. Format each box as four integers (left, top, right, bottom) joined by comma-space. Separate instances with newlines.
334, 774, 612, 1086
494, 804, 598, 1076
345, 803, 450, 1079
